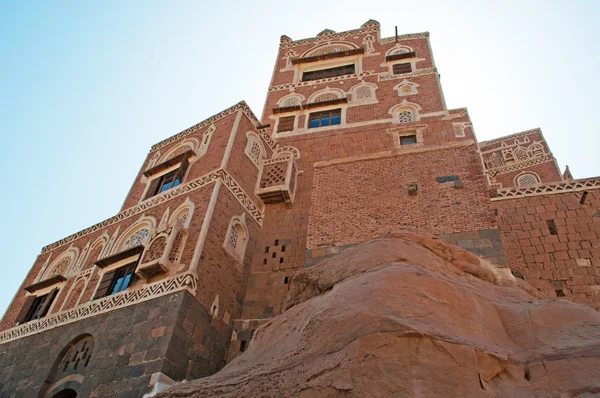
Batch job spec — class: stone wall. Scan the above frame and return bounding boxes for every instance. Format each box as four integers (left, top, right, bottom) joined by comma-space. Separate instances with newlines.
0, 292, 227, 397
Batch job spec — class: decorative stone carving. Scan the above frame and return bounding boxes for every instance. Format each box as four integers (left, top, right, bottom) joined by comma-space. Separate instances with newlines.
41, 169, 264, 253
0, 272, 198, 344
363, 35, 375, 54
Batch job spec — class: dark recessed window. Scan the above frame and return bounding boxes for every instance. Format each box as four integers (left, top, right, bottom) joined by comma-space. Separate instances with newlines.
547, 220, 558, 235
277, 116, 295, 133
108, 264, 137, 296
400, 135, 417, 146
392, 63, 412, 75
156, 170, 182, 194
302, 64, 355, 81
143, 157, 189, 201
21, 289, 58, 323
308, 109, 341, 129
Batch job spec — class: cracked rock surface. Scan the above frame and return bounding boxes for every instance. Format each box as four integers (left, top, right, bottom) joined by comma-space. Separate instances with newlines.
158, 231, 600, 397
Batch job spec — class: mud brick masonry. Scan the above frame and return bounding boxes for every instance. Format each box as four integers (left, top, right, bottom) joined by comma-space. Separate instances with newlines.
0, 20, 598, 397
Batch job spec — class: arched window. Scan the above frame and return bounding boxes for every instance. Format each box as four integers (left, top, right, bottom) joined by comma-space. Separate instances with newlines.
516, 173, 540, 186
278, 94, 304, 108
529, 143, 545, 157
389, 100, 420, 124
312, 92, 341, 103
223, 214, 249, 264
349, 82, 378, 105
398, 109, 414, 123
123, 228, 149, 250
514, 147, 529, 161
393, 79, 419, 97
489, 153, 504, 168
244, 132, 265, 167
197, 124, 216, 157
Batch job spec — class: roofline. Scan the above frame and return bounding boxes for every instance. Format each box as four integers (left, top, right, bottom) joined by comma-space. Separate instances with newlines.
479, 128, 542, 146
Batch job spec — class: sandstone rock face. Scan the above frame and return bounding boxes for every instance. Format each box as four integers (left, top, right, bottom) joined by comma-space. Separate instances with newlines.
159, 231, 600, 397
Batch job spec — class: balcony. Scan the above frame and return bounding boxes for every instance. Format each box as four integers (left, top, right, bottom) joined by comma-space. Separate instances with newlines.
256, 154, 298, 204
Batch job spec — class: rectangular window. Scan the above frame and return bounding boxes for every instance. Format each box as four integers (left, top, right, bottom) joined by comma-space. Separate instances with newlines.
302, 64, 355, 82
156, 170, 182, 194
400, 135, 417, 146
392, 63, 412, 75
143, 157, 189, 201
277, 116, 295, 132
308, 109, 341, 129
21, 289, 58, 323
107, 263, 137, 296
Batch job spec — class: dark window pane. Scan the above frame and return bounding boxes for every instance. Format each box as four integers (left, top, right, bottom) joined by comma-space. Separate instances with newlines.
331, 115, 341, 125
302, 64, 354, 82
321, 118, 330, 126
309, 119, 320, 128
400, 135, 417, 145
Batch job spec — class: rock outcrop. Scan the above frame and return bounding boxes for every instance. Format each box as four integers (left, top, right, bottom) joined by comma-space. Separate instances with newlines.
159, 231, 600, 397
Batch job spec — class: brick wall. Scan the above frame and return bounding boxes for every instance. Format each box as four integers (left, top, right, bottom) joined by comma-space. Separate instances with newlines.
308, 142, 496, 249
495, 189, 600, 308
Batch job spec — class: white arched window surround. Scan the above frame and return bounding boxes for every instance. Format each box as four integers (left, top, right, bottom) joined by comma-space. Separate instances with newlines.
348, 82, 378, 106
244, 131, 266, 168
515, 172, 541, 187
38, 247, 80, 281
223, 214, 249, 265
393, 80, 419, 97
388, 100, 421, 124
307, 87, 345, 104
488, 153, 504, 168
294, 41, 363, 84
169, 198, 195, 230
383, 44, 422, 75
159, 138, 199, 164
114, 216, 156, 254
277, 93, 305, 108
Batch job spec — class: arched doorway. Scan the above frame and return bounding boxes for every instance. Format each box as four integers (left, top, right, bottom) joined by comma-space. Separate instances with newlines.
51, 389, 77, 398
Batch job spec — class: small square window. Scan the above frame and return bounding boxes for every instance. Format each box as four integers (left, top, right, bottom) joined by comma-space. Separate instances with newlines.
393, 63, 412, 75
400, 135, 417, 146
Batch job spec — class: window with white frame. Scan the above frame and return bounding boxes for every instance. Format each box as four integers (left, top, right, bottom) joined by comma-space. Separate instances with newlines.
223, 215, 249, 264
516, 173, 540, 186
245, 132, 264, 167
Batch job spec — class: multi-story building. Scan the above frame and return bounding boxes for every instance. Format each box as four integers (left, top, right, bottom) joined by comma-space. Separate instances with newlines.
1, 20, 598, 397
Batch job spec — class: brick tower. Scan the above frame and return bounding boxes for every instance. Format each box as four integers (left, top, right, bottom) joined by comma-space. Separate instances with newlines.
1, 20, 599, 397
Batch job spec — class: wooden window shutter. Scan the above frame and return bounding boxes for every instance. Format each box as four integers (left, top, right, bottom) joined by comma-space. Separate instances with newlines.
278, 116, 295, 132
93, 269, 118, 300
15, 296, 36, 323
393, 63, 412, 75
143, 177, 161, 201
38, 288, 58, 318
175, 156, 190, 183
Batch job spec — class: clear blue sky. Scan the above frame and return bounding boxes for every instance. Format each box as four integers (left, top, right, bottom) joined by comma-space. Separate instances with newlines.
1, 1, 599, 316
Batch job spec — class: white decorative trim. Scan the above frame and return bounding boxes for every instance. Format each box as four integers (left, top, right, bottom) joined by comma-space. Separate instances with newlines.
38, 247, 80, 282
113, 215, 156, 254
41, 169, 264, 254
301, 41, 359, 58
245, 131, 266, 168
0, 272, 198, 345
307, 87, 345, 103
492, 177, 600, 200
268, 71, 376, 92
348, 81, 378, 106
279, 20, 383, 49
484, 154, 555, 176
479, 128, 541, 146
452, 122, 471, 137
378, 67, 437, 82
223, 213, 249, 267
386, 44, 414, 57
388, 99, 422, 123
277, 93, 305, 107
379, 32, 430, 44
514, 171, 541, 187
393, 79, 419, 97
158, 138, 199, 164
150, 101, 259, 153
